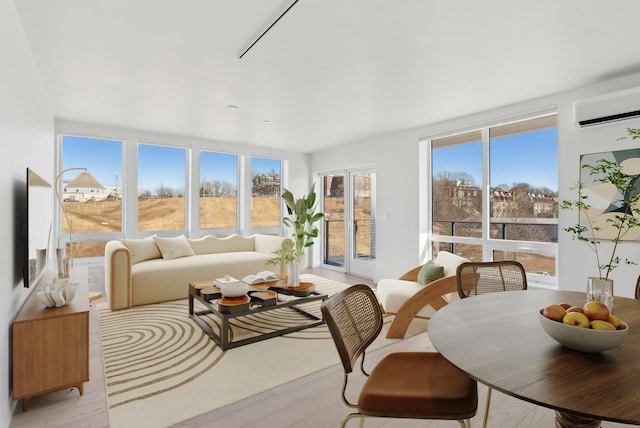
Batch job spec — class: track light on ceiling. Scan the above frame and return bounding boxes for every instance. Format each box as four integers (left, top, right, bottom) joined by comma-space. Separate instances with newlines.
238, 0, 300, 59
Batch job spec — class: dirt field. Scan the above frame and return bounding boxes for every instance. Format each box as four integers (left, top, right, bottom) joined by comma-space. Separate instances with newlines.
63, 197, 281, 257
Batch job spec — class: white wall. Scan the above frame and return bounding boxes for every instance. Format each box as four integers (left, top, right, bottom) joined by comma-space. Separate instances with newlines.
312, 73, 640, 296
0, 0, 54, 425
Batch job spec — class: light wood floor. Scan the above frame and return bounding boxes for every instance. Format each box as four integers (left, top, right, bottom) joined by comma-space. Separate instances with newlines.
9, 268, 630, 428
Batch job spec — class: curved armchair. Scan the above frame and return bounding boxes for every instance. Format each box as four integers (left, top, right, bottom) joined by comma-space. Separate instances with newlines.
385, 275, 458, 339
382, 251, 469, 339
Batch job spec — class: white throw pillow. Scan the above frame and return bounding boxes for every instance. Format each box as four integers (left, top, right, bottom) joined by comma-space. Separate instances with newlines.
121, 235, 161, 264
153, 235, 195, 260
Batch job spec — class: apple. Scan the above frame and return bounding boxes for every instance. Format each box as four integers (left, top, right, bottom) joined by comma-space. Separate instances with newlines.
543, 304, 566, 322
562, 312, 590, 328
566, 306, 584, 314
559, 303, 572, 310
607, 315, 626, 330
583, 301, 610, 320
591, 320, 616, 330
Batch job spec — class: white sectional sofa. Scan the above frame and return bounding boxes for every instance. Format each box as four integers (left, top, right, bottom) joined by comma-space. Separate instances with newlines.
105, 234, 285, 310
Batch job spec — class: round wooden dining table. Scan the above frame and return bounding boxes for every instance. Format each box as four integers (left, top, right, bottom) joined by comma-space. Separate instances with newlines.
428, 289, 640, 428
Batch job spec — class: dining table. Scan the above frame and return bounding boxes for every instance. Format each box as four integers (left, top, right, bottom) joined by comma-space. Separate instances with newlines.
428, 289, 640, 428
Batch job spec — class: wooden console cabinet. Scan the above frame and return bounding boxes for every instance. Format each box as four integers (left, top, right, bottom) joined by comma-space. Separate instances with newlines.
13, 270, 89, 411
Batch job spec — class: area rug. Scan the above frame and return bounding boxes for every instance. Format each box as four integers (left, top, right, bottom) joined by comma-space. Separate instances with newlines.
97, 274, 427, 428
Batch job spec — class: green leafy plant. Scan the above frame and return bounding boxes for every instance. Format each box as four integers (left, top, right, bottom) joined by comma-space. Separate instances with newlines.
271, 184, 325, 263
561, 127, 640, 279
266, 238, 297, 266
283, 184, 325, 259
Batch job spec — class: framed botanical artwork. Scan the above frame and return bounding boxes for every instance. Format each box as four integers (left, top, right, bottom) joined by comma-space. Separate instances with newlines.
579, 147, 640, 241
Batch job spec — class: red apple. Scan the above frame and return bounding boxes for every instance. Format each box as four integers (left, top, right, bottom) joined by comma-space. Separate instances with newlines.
566, 306, 584, 314
583, 301, 610, 321
543, 304, 566, 322
559, 303, 571, 310
562, 312, 590, 328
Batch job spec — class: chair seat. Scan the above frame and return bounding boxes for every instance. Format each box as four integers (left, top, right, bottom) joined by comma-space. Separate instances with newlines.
358, 352, 478, 420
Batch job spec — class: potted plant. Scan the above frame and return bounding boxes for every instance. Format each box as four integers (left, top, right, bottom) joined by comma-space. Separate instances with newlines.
561, 127, 640, 310
268, 184, 324, 286
265, 238, 296, 275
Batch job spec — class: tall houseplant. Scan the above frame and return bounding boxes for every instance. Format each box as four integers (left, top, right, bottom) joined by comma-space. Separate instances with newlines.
268, 184, 324, 286
561, 127, 640, 280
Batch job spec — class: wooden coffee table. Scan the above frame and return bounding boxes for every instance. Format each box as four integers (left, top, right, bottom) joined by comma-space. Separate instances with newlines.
188, 279, 328, 350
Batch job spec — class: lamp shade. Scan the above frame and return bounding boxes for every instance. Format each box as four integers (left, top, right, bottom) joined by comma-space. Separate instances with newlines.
28, 169, 51, 187
65, 172, 104, 190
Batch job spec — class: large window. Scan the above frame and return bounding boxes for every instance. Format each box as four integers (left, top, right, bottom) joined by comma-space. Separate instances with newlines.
250, 157, 281, 230
58, 132, 288, 261
429, 113, 558, 281
138, 144, 187, 231
200, 151, 238, 231
59, 135, 123, 258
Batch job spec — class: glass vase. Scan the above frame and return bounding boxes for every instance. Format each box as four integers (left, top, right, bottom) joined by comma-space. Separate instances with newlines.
586, 277, 614, 314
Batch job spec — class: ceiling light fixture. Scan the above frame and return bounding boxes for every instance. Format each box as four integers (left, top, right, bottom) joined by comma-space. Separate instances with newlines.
238, 0, 300, 59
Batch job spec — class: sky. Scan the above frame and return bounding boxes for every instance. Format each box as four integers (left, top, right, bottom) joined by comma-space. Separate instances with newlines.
63, 129, 558, 194
432, 128, 558, 191
62, 136, 281, 192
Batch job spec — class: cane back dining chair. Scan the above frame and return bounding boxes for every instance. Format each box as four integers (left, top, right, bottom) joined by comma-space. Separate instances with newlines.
456, 260, 528, 428
321, 284, 478, 428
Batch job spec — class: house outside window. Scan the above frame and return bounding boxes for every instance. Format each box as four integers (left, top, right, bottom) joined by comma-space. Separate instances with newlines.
59, 135, 123, 258
250, 157, 282, 232
428, 113, 558, 283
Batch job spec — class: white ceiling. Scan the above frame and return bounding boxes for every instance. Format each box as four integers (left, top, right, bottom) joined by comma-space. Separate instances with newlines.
14, 0, 640, 154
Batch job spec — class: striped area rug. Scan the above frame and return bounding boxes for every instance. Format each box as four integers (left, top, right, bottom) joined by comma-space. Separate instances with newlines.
97, 274, 426, 428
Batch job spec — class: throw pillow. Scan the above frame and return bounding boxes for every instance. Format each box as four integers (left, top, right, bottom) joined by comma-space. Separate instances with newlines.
153, 235, 195, 260
417, 261, 445, 286
121, 235, 161, 264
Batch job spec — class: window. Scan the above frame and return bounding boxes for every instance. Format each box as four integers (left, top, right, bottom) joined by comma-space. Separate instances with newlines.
138, 144, 187, 231
429, 113, 558, 281
59, 135, 123, 258
200, 151, 238, 231
250, 157, 281, 230
57, 129, 289, 260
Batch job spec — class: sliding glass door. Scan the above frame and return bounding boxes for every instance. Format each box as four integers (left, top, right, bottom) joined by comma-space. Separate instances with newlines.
321, 168, 376, 278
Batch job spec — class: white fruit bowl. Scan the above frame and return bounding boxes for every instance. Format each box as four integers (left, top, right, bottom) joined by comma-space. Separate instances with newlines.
538, 310, 628, 353
218, 281, 249, 298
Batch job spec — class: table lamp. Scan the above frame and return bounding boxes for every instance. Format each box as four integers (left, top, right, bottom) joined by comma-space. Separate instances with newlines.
54, 168, 104, 277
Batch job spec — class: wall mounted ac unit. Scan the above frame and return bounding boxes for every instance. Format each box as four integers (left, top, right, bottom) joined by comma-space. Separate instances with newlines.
574, 86, 640, 128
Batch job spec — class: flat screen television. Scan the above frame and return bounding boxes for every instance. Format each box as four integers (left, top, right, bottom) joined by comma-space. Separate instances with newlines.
24, 168, 51, 287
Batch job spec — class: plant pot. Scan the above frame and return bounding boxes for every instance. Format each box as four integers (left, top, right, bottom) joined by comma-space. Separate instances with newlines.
586, 277, 614, 314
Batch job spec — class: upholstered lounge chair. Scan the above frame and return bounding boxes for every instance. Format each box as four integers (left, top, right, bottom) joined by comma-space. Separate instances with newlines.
377, 251, 469, 339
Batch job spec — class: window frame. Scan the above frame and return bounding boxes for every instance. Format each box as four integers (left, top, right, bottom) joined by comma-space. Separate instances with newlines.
422, 109, 559, 287
56, 133, 126, 263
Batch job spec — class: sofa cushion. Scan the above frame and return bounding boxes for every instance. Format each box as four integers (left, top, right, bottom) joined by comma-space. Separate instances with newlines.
417, 261, 445, 286
434, 251, 470, 277
130, 252, 272, 306
153, 235, 196, 260
121, 235, 161, 264
376, 279, 438, 318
